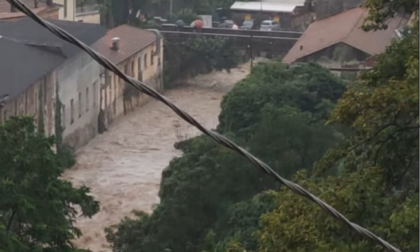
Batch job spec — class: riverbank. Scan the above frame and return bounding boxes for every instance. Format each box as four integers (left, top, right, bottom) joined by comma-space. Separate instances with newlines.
63, 60, 258, 251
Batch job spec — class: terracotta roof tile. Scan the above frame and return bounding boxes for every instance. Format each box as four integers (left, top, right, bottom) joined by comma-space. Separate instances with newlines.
93, 24, 156, 65
282, 7, 408, 64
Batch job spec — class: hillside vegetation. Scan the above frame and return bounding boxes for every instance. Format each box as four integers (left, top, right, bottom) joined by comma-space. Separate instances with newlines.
105, 1, 419, 251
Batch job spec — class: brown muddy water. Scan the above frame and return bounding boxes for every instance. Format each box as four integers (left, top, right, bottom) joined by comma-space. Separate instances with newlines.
63, 59, 266, 251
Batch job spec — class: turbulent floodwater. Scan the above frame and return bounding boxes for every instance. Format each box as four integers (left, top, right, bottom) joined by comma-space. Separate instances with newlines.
63, 60, 261, 252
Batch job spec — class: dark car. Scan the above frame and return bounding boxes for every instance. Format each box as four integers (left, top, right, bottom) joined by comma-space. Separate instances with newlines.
219, 20, 234, 28
241, 19, 255, 30
175, 19, 186, 28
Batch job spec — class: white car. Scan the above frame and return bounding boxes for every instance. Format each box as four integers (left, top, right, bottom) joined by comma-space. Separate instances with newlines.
260, 20, 280, 31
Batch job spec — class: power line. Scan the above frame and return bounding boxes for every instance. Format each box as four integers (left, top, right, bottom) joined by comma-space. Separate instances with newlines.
6, 1, 401, 251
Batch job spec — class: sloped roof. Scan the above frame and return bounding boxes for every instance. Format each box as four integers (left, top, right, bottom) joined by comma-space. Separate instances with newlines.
0, 18, 106, 99
0, 36, 64, 100
93, 24, 156, 65
282, 7, 408, 64
0, 17, 107, 58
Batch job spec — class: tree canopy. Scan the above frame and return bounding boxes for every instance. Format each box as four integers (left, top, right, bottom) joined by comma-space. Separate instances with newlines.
0, 117, 99, 252
163, 36, 239, 87
105, 61, 346, 252
106, 2, 419, 251
255, 11, 419, 251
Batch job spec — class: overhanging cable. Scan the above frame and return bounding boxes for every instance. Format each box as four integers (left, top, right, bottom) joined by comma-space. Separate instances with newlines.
6, 1, 401, 251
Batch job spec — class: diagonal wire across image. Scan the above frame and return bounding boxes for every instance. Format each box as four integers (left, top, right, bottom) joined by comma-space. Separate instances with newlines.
5, 0, 402, 251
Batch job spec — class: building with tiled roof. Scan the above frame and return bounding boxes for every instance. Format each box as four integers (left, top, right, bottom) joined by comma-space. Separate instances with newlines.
93, 24, 163, 128
282, 7, 409, 65
0, 17, 107, 149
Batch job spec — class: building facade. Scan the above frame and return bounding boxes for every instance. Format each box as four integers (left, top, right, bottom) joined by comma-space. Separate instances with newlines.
53, 0, 100, 24
0, 52, 101, 150
229, 0, 310, 29
0, 18, 106, 150
0, 71, 57, 136
93, 25, 164, 131
282, 7, 409, 65
56, 51, 102, 149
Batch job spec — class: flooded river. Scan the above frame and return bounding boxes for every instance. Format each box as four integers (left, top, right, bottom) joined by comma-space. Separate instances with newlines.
63, 61, 259, 252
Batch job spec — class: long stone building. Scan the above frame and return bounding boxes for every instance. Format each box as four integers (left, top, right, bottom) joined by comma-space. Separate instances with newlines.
93, 25, 164, 130
0, 18, 164, 150
0, 18, 106, 149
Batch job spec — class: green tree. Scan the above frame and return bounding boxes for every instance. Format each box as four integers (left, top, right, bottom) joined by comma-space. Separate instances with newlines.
163, 36, 239, 87
0, 117, 99, 252
363, 0, 419, 30
106, 3, 418, 252
106, 62, 344, 252
171, 8, 199, 23
218, 61, 346, 137
256, 8, 419, 252
202, 191, 278, 252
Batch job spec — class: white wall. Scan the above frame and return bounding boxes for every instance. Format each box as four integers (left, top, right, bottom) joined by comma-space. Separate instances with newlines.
75, 12, 101, 24
57, 52, 101, 148
54, 0, 75, 21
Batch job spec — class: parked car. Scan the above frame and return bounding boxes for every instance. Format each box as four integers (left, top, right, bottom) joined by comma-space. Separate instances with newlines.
175, 19, 186, 28
219, 20, 234, 28
272, 25, 283, 31
260, 20, 280, 31
241, 19, 255, 30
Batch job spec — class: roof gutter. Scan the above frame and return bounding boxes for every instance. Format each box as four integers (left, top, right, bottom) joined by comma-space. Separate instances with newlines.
146, 29, 162, 56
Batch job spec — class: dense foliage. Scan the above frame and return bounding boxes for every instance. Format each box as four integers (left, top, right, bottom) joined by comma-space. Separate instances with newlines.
105, 62, 346, 252
218, 62, 346, 136
106, 1, 419, 251
6, 0, 416, 252
0, 117, 99, 252
254, 11, 419, 252
171, 8, 199, 23
163, 36, 239, 87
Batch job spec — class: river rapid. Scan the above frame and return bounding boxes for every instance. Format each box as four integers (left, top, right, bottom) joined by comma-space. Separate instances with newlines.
63, 60, 262, 251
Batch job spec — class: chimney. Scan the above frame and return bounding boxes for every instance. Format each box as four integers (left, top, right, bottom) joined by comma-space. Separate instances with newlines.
300, 45, 303, 50
34, 0, 38, 8
10, 3, 16, 12
46, 0, 53, 6
111, 37, 120, 51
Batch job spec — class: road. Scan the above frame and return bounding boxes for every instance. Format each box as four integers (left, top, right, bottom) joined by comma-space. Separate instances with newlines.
62, 60, 262, 252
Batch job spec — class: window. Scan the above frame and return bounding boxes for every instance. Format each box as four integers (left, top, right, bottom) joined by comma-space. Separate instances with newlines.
64, 0, 67, 18
78, 92, 82, 118
3, 109, 7, 121
124, 64, 129, 75
138, 55, 142, 71
34, 91, 38, 113
93, 81, 97, 107
144, 53, 148, 69
109, 82, 112, 105
114, 74, 118, 95
151, 52, 154, 65
34, 90, 38, 123
131, 60, 135, 77
70, 99, 74, 124
42, 78, 47, 103
86, 87, 89, 112
61, 105, 66, 127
